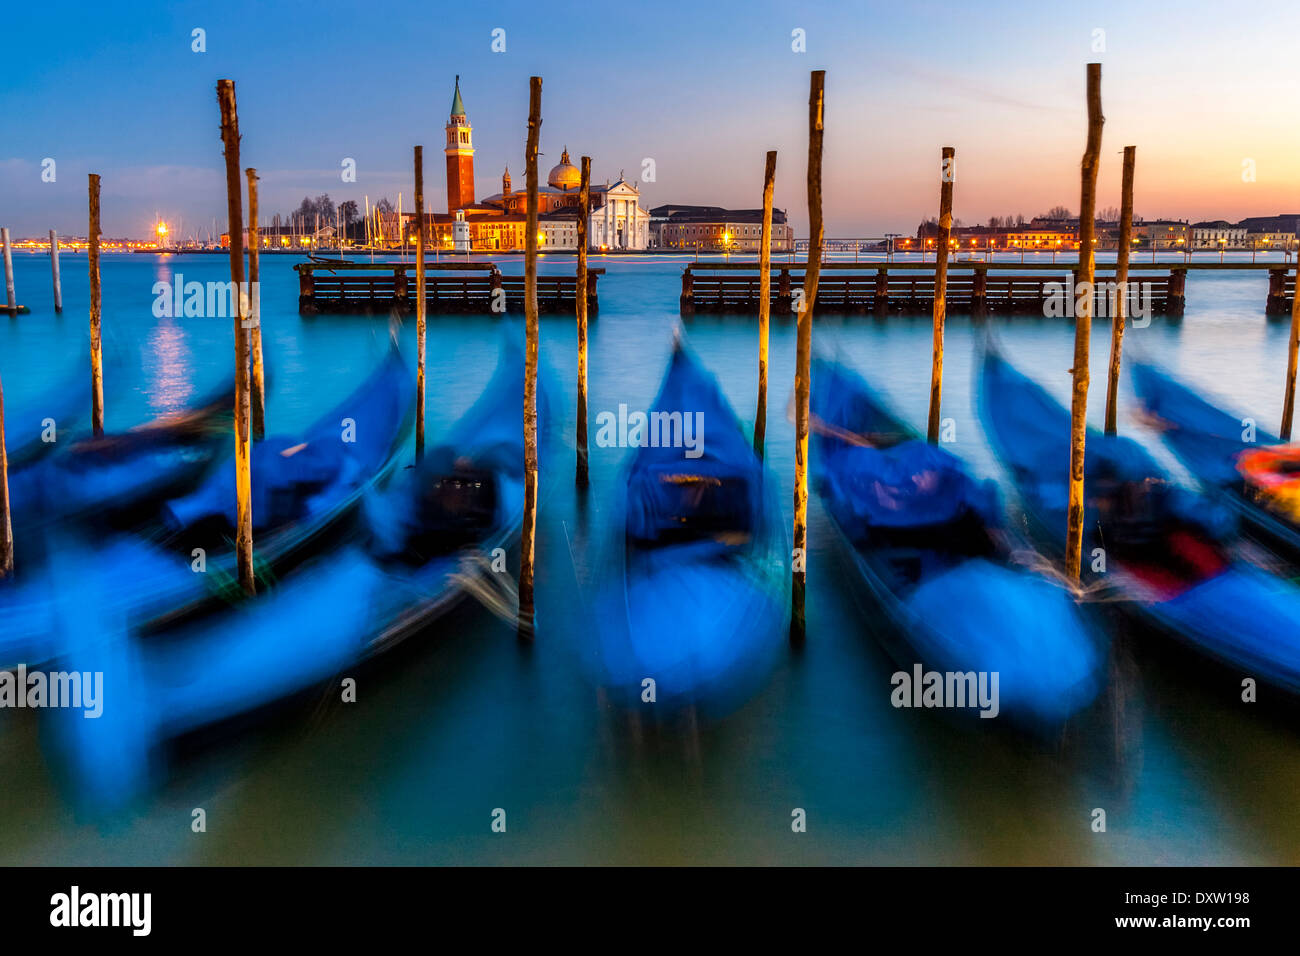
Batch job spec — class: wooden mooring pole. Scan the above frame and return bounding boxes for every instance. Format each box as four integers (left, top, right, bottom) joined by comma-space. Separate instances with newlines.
246, 168, 266, 440
928, 146, 955, 443
1104, 145, 1136, 436
1282, 259, 1300, 440
754, 150, 777, 459
217, 79, 256, 597
414, 145, 426, 462
792, 70, 825, 644
87, 176, 104, 436
575, 155, 591, 488
49, 230, 62, 313
1066, 63, 1103, 580
0, 371, 11, 579
517, 76, 542, 640
1, 228, 14, 316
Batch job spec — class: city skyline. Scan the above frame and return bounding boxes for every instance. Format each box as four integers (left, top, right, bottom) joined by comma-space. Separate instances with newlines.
3, 0, 1298, 239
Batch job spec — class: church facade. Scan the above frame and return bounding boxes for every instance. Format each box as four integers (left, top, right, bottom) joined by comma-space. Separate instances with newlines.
400, 79, 652, 252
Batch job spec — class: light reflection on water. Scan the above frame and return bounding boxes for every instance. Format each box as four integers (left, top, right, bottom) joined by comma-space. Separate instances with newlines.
0, 251, 1298, 864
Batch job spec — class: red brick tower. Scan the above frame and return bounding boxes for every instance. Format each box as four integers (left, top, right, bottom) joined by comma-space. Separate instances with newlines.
445, 76, 475, 213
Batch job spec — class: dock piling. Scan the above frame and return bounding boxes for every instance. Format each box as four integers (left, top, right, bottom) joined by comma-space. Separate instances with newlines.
927, 146, 955, 443
792, 70, 825, 644
0, 372, 11, 578
414, 145, 426, 462
49, 230, 62, 313
517, 76, 542, 640
576, 155, 591, 488
1104, 146, 1136, 436
1282, 260, 1300, 440
87, 177, 104, 436
1, 228, 14, 316
1066, 63, 1104, 580
754, 149, 777, 459
246, 168, 266, 440
217, 79, 256, 597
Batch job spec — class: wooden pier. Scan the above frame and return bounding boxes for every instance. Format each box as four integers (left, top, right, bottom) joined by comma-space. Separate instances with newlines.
1266, 267, 1296, 315
295, 261, 602, 316
680, 262, 1190, 317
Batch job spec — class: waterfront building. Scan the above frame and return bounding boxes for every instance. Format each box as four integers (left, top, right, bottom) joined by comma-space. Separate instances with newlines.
1190, 220, 1247, 250
652, 204, 794, 252
445, 76, 475, 213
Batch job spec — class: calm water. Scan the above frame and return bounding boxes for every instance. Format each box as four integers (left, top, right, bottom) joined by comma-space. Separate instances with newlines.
2, 250, 1298, 864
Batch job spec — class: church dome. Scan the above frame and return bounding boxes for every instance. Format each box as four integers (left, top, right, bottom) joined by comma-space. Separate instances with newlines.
547, 148, 581, 191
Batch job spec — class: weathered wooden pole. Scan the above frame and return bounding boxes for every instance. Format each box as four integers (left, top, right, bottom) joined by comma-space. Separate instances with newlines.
246, 168, 266, 441
754, 150, 777, 459
1282, 260, 1300, 440
792, 70, 825, 644
1066, 63, 1104, 580
517, 76, 542, 640
414, 145, 427, 462
1104, 145, 1136, 436
87, 176, 105, 436
575, 155, 591, 488
1, 228, 14, 315
49, 230, 62, 313
0, 372, 11, 579
217, 79, 256, 597
927, 146, 955, 443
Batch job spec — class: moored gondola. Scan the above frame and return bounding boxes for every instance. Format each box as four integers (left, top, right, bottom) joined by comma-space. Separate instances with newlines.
592, 343, 787, 717
52, 337, 548, 805
1130, 360, 1300, 561
811, 358, 1105, 732
979, 343, 1300, 696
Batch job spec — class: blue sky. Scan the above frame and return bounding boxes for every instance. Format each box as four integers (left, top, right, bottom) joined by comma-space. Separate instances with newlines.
2, 0, 1297, 237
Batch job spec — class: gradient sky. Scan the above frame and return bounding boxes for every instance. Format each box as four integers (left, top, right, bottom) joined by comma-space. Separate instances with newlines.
2, 0, 1298, 238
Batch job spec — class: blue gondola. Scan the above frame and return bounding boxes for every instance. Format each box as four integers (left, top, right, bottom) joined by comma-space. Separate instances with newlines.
592, 343, 787, 717
1, 347, 412, 666
54, 338, 546, 805
4, 372, 237, 536
811, 358, 1104, 731
979, 344, 1300, 695
1129, 361, 1300, 559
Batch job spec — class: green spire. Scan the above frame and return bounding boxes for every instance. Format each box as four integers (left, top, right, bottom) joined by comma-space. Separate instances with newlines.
450, 75, 466, 117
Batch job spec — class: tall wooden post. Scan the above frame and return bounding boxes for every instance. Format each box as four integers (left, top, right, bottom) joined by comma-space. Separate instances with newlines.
754, 150, 777, 459
928, 146, 955, 442
217, 79, 256, 597
517, 76, 542, 640
1066, 63, 1104, 579
792, 70, 825, 644
0, 372, 11, 579
1104, 146, 1136, 436
414, 145, 427, 462
1282, 261, 1300, 440
49, 230, 62, 313
1, 228, 14, 315
246, 168, 266, 441
576, 155, 591, 488
87, 176, 104, 436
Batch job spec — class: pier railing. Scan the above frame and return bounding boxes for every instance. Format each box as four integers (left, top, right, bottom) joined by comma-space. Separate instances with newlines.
294, 261, 601, 316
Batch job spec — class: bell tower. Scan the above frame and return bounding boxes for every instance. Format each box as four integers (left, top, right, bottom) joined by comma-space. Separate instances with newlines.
445, 75, 475, 213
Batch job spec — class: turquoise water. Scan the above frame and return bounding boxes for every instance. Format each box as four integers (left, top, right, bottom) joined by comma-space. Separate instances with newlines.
1, 250, 1298, 864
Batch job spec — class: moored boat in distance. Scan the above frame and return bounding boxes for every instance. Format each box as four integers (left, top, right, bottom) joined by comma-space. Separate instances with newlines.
811, 357, 1105, 733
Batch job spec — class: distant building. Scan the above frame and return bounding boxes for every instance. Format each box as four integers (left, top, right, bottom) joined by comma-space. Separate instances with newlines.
1190, 220, 1247, 250
651, 204, 794, 252
1131, 219, 1189, 250
445, 76, 475, 213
